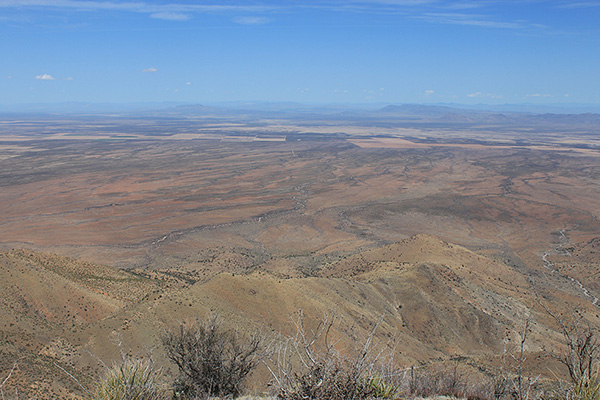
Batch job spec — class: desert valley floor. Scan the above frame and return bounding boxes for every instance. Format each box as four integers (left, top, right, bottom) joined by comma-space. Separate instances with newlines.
1, 109, 600, 398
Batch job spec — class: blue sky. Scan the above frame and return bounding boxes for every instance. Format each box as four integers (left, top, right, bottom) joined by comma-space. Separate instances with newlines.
1, 0, 599, 106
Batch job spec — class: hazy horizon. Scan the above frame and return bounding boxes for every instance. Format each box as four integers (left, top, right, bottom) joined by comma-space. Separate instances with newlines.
2, 100, 600, 116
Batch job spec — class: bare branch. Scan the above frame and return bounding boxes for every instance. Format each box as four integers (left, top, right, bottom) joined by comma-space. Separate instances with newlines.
539, 299, 600, 383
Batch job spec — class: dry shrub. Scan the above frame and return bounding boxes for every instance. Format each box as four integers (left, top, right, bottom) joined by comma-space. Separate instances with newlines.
403, 363, 493, 400
267, 311, 399, 400
540, 302, 600, 384
161, 316, 264, 399
278, 352, 375, 400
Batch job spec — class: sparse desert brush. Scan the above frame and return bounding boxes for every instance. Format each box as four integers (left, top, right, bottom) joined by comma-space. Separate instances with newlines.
162, 315, 265, 399
89, 358, 166, 400
268, 311, 400, 400
275, 354, 378, 400
403, 363, 478, 400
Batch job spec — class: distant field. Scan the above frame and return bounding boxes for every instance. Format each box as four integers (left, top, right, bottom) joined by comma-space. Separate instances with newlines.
1, 114, 599, 275
350, 137, 600, 155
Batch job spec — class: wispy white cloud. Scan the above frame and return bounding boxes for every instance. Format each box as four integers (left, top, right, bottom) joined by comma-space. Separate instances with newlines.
35, 73, 55, 80
319, 1, 545, 31
0, 0, 563, 34
233, 16, 269, 25
444, 1, 489, 10
556, 1, 600, 8
442, 1, 540, 10
0, 1, 275, 16
0, 14, 32, 23
362, 87, 386, 98
326, 0, 542, 14
525, 93, 552, 98
150, 12, 190, 21
424, 89, 435, 95
415, 12, 529, 29
351, 0, 435, 5
63, 77, 74, 80
142, 67, 158, 72
467, 91, 502, 99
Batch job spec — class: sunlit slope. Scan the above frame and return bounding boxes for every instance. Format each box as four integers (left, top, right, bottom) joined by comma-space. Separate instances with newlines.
0, 250, 164, 398
322, 234, 541, 352
1, 250, 118, 332
81, 235, 550, 367
2, 235, 592, 397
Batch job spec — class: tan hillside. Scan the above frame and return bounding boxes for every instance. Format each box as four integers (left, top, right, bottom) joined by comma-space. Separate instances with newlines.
0, 249, 164, 399
1, 235, 596, 398
321, 235, 542, 349
77, 236, 573, 379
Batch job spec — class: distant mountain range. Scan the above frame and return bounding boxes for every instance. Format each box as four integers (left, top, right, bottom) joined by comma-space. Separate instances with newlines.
2, 101, 600, 118
0, 102, 600, 126
377, 104, 600, 125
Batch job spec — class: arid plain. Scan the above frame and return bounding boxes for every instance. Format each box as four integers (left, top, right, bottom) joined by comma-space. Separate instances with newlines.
1, 108, 600, 398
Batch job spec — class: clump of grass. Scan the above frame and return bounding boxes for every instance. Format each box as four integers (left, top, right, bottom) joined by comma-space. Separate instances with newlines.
89, 358, 166, 400
570, 375, 600, 400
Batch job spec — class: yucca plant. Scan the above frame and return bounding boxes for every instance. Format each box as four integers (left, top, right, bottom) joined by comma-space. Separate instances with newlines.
89, 358, 166, 400
366, 374, 399, 399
